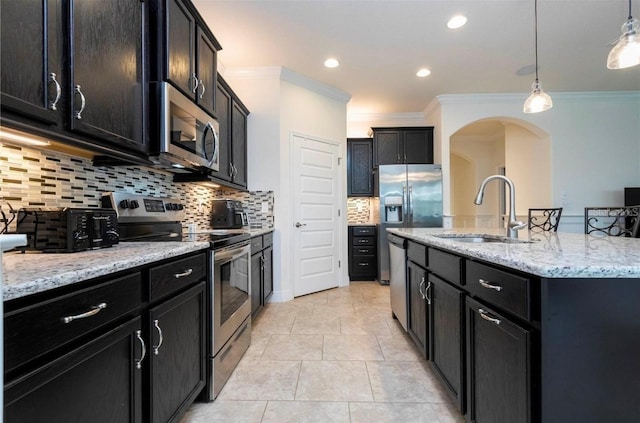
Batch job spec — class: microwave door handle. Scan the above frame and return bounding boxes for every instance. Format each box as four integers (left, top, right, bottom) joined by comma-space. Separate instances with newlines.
202, 122, 218, 166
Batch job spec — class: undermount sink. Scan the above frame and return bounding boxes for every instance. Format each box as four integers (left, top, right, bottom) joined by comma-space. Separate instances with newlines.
434, 234, 532, 244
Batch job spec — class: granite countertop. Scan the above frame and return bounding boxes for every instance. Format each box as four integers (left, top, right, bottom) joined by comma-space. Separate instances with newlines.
348, 222, 379, 226
249, 228, 274, 237
2, 241, 210, 301
387, 227, 640, 279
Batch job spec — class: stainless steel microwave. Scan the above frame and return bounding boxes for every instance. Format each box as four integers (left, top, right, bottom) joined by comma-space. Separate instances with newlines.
152, 82, 219, 172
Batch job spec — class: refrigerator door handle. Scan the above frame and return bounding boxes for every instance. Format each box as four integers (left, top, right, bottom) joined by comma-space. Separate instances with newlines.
410, 185, 415, 223
402, 185, 407, 224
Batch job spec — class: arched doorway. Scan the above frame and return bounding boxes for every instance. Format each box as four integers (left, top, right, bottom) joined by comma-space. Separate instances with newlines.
449, 118, 551, 229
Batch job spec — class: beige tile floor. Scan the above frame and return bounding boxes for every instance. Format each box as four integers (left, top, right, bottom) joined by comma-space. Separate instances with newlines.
180, 282, 465, 423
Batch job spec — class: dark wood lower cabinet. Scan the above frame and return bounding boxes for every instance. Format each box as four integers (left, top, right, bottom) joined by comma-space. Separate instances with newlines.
4, 317, 143, 423
466, 297, 531, 423
148, 282, 206, 423
406, 260, 428, 358
251, 251, 262, 315
428, 274, 465, 412
250, 233, 274, 318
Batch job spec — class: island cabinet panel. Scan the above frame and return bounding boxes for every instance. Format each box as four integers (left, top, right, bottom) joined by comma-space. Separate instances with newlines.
406, 260, 428, 358
428, 274, 465, 412
466, 298, 531, 423
540, 277, 640, 423
4, 317, 143, 423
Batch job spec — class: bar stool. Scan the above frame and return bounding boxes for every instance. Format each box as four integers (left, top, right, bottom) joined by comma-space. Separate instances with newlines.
528, 208, 563, 232
584, 206, 640, 237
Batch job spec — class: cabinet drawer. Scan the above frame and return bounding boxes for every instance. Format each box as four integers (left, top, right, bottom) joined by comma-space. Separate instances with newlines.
407, 241, 427, 266
352, 256, 376, 272
353, 246, 375, 256
352, 226, 375, 236
263, 232, 273, 248
149, 252, 207, 301
5, 273, 142, 375
466, 261, 530, 321
428, 248, 462, 285
353, 236, 374, 246
250, 236, 263, 253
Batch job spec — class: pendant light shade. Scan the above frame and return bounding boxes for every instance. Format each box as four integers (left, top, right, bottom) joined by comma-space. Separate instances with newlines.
523, 0, 552, 114
607, 1, 640, 69
523, 80, 553, 113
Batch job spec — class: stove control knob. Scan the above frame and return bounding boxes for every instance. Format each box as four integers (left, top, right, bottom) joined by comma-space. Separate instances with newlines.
176, 203, 184, 210
166, 203, 175, 211
119, 199, 130, 209
130, 200, 140, 209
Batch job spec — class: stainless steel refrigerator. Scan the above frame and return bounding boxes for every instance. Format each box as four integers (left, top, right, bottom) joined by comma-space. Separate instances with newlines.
378, 164, 443, 283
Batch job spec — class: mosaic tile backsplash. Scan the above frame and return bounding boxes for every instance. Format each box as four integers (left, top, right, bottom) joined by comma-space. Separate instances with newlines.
347, 197, 379, 223
0, 143, 274, 232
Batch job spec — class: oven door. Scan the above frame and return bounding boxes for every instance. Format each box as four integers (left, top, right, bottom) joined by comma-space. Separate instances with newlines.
212, 241, 251, 355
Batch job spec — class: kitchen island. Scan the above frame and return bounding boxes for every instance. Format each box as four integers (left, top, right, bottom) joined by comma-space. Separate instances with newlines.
388, 227, 640, 423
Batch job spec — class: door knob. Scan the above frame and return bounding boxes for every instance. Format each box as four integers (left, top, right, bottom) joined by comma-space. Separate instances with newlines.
295, 222, 306, 228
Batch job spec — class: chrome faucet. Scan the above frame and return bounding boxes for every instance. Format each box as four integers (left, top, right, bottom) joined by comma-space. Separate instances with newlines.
474, 175, 527, 238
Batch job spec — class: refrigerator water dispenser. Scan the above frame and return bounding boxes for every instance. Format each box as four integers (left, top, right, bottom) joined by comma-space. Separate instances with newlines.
384, 196, 403, 223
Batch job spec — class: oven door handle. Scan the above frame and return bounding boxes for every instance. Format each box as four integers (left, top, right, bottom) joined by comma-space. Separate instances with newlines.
214, 244, 251, 263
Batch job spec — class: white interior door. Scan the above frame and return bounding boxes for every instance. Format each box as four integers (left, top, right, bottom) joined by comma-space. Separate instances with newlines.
292, 133, 341, 297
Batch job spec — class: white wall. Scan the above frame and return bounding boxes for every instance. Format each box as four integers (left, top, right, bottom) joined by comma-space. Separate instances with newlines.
224, 67, 350, 301
427, 92, 640, 233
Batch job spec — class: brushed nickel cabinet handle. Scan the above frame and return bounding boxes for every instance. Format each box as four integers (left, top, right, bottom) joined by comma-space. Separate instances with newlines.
49, 72, 61, 110
135, 330, 146, 370
479, 308, 501, 325
479, 278, 503, 292
174, 268, 193, 278
425, 280, 432, 305
152, 319, 164, 355
74, 85, 86, 119
191, 73, 199, 93
199, 79, 205, 99
418, 277, 426, 300
62, 302, 107, 323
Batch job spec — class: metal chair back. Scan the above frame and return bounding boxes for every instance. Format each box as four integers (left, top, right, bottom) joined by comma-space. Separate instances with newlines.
528, 207, 563, 232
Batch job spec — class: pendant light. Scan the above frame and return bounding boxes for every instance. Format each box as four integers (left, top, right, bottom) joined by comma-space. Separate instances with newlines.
523, 0, 553, 114
607, 0, 640, 69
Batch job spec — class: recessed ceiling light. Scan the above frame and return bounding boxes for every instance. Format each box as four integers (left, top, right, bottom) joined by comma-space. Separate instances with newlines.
447, 15, 467, 29
416, 68, 431, 77
324, 58, 339, 68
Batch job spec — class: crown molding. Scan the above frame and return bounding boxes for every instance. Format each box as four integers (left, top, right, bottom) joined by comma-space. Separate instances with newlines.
436, 91, 640, 105
223, 66, 351, 104
347, 112, 426, 124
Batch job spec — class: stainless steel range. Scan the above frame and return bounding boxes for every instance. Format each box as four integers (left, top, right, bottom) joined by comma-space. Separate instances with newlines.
102, 192, 252, 401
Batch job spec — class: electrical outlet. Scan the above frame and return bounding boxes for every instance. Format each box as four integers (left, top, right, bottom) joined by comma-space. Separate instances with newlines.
261, 201, 269, 213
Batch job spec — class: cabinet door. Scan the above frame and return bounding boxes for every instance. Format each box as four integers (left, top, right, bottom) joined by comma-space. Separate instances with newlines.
166, 0, 196, 99
4, 317, 143, 423
466, 297, 531, 423
403, 129, 433, 164
263, 245, 273, 302
196, 27, 216, 116
429, 275, 464, 411
406, 261, 428, 358
70, 0, 146, 152
215, 79, 232, 181
347, 139, 373, 196
374, 129, 401, 165
149, 282, 206, 423
231, 100, 248, 187
1, 0, 61, 124
251, 252, 262, 315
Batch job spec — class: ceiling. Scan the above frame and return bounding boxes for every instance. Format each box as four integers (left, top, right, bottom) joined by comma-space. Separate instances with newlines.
193, 0, 640, 115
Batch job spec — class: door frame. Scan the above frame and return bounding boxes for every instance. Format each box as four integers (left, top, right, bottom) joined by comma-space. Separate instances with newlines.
289, 130, 347, 297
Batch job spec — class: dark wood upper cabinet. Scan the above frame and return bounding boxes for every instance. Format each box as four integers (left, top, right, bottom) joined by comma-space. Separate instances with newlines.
162, 0, 220, 117
69, 0, 147, 153
372, 127, 434, 166
0, 0, 62, 125
347, 138, 374, 197
214, 75, 249, 188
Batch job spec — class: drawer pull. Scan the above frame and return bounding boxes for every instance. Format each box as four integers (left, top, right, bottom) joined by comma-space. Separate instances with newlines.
358, 239, 368, 243
478, 308, 501, 325
479, 278, 503, 292
152, 320, 164, 355
135, 330, 146, 370
174, 268, 193, 278
358, 263, 369, 266
62, 302, 107, 323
